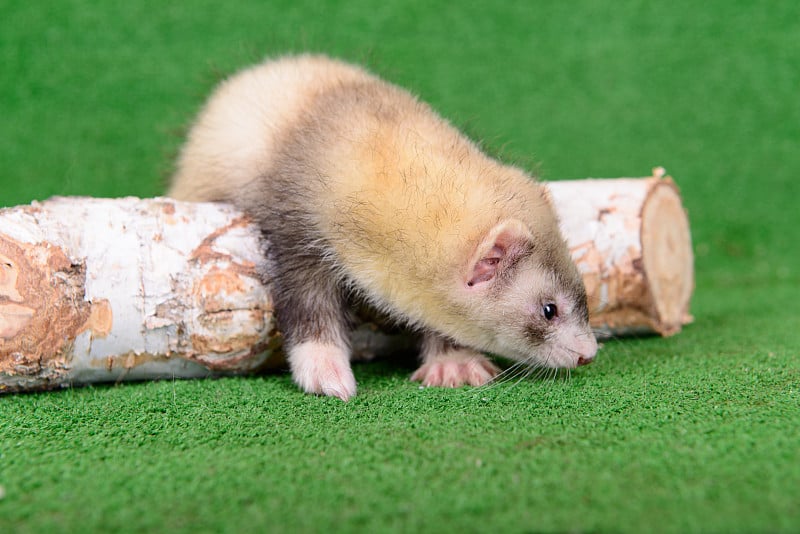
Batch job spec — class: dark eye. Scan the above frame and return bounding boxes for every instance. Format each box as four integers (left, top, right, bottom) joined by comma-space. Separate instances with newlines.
543, 303, 558, 321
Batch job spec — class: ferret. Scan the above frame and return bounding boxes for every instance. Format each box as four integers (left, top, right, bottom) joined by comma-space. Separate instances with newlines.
169, 54, 598, 400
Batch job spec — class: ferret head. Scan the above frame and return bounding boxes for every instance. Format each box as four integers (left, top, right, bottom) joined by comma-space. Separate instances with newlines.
450, 218, 598, 369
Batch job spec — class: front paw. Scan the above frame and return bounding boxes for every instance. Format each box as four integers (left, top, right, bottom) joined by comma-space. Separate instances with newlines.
410, 350, 500, 388
288, 341, 357, 401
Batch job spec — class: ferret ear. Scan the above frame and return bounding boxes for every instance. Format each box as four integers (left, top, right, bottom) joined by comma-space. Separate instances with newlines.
464, 219, 533, 289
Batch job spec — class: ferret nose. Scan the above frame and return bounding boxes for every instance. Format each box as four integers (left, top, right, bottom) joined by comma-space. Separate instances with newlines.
576, 335, 598, 366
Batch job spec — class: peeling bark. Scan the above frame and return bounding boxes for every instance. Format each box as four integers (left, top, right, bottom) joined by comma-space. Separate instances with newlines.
0, 171, 693, 392
0, 197, 279, 393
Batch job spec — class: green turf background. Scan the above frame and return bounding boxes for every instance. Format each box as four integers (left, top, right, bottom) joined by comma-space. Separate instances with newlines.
1, 1, 798, 532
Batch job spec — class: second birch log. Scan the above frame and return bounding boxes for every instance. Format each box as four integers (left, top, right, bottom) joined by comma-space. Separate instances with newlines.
548, 168, 694, 337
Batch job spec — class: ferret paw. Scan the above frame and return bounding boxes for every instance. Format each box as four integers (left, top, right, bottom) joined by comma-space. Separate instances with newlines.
288, 341, 357, 401
410, 350, 500, 388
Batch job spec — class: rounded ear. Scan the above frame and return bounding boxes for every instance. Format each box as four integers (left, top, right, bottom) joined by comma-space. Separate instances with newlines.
464, 219, 533, 289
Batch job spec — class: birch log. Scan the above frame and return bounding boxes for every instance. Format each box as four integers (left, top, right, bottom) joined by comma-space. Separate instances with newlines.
0, 171, 693, 392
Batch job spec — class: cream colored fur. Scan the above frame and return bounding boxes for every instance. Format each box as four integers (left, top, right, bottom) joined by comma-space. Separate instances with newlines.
171, 56, 369, 201
170, 55, 596, 397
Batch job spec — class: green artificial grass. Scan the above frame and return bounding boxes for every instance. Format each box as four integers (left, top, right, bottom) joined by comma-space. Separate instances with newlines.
1, 1, 798, 532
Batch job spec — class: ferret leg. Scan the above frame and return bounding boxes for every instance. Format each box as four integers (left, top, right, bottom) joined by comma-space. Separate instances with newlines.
270, 260, 356, 401
410, 332, 500, 388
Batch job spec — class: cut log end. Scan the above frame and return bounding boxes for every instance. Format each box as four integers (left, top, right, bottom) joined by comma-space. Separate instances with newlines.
641, 180, 694, 335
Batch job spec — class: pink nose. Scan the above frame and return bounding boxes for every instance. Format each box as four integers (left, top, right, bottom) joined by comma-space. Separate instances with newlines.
576, 335, 598, 366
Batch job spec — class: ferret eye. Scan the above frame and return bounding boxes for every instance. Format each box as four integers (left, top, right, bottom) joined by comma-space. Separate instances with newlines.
543, 303, 558, 320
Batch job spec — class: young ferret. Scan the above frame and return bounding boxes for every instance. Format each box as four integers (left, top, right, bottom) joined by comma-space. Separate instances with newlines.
169, 55, 598, 400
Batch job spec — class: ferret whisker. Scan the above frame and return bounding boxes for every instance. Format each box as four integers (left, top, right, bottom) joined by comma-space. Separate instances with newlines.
498, 354, 551, 393
476, 367, 528, 398
471, 361, 524, 396
534, 365, 551, 383
535, 348, 553, 384
488, 360, 536, 391
509, 355, 543, 382
544, 372, 556, 385
509, 365, 537, 391
484, 362, 520, 385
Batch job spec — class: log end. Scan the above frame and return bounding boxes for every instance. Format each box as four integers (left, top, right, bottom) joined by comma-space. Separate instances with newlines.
640, 179, 694, 335
0, 234, 92, 391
